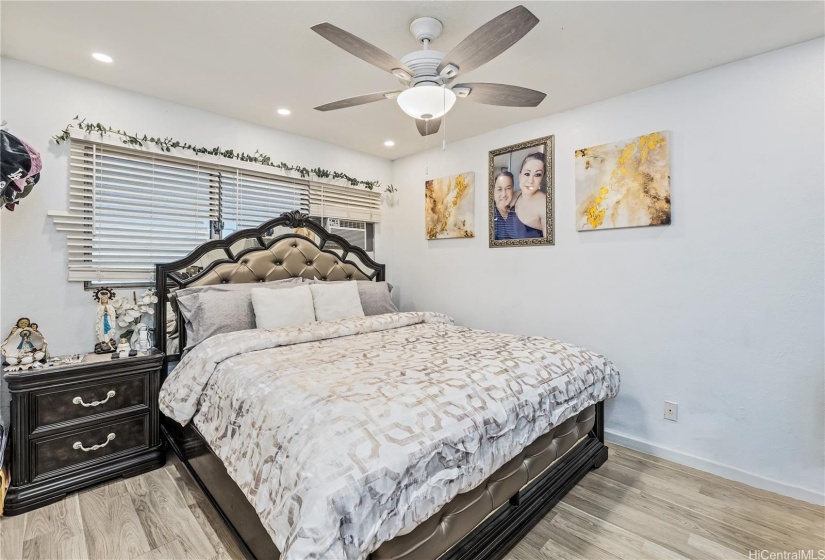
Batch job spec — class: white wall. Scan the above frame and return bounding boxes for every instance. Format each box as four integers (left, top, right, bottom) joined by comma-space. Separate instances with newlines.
383, 39, 825, 504
0, 58, 392, 421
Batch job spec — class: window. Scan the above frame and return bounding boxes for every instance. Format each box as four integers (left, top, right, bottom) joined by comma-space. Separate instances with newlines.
220, 169, 309, 237
50, 140, 222, 283
49, 134, 378, 283
310, 217, 375, 254
309, 182, 381, 223
308, 182, 382, 257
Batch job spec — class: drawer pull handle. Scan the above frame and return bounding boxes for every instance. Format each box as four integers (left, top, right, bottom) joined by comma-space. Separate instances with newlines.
72, 390, 116, 407
73, 433, 115, 452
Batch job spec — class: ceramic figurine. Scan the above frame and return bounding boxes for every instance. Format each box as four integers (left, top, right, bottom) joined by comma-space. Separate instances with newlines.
116, 338, 131, 358
1, 317, 48, 370
135, 324, 152, 353
93, 288, 117, 354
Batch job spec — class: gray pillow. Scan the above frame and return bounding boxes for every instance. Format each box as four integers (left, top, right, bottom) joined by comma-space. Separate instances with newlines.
176, 278, 302, 350
303, 279, 397, 316
175, 277, 302, 299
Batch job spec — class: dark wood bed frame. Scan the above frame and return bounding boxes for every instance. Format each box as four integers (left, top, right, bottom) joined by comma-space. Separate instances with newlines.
156, 211, 608, 560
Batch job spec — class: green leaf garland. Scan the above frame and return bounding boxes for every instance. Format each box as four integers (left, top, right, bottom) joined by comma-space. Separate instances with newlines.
53, 116, 395, 193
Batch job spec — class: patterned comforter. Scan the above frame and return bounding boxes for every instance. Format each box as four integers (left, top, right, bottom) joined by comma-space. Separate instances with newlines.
159, 312, 620, 560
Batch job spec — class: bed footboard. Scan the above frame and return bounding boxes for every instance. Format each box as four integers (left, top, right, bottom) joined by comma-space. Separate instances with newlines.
163, 401, 607, 560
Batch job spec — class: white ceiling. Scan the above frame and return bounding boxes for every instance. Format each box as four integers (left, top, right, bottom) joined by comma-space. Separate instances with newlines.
1, 1, 823, 159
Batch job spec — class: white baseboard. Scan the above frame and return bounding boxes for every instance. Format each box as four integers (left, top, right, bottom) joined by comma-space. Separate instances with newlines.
604, 429, 825, 506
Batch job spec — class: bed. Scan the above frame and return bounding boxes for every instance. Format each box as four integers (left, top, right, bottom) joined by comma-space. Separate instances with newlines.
156, 210, 620, 560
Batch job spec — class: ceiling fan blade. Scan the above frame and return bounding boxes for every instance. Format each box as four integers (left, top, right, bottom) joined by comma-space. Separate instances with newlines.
312, 23, 413, 77
314, 91, 402, 112
454, 83, 546, 107
438, 6, 538, 77
416, 117, 442, 136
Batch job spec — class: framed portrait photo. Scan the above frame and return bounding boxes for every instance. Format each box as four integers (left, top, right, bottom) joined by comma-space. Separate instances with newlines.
488, 135, 554, 248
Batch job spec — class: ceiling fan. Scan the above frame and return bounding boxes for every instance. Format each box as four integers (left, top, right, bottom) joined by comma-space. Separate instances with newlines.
311, 5, 546, 136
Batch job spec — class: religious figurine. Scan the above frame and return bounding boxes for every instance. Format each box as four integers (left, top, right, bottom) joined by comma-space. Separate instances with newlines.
17, 329, 34, 352
116, 338, 131, 358
1, 317, 48, 370
93, 288, 117, 354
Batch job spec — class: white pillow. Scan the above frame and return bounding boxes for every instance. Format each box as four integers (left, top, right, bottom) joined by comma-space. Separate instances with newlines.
308, 282, 365, 322
251, 285, 316, 329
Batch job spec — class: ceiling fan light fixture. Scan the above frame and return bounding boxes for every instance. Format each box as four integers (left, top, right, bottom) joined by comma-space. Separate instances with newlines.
397, 86, 456, 120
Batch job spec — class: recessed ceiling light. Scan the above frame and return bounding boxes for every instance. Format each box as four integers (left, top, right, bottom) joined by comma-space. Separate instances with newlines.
277, 108, 291, 116
384, 140, 395, 147
92, 53, 113, 63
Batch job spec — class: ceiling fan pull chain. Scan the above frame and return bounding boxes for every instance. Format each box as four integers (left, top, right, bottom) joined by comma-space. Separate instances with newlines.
441, 114, 447, 169
425, 119, 429, 176
442, 86, 447, 151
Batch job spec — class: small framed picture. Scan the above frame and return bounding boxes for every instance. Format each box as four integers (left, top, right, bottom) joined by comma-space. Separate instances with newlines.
488, 135, 554, 247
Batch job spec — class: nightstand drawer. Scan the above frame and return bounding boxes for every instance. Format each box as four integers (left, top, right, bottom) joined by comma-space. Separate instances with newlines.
32, 415, 149, 481
33, 374, 148, 431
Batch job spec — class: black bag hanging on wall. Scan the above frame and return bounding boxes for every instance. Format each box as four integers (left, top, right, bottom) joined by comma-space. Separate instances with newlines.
1, 129, 42, 211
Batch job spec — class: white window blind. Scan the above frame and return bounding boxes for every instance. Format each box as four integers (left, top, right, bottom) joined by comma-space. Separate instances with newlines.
310, 182, 382, 222
50, 140, 220, 282
49, 137, 317, 283
220, 169, 309, 236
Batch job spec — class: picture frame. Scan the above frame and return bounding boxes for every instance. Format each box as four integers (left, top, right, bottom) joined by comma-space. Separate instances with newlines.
488, 135, 554, 247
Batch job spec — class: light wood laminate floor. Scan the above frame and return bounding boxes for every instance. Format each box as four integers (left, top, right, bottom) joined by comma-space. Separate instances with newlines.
1, 445, 823, 560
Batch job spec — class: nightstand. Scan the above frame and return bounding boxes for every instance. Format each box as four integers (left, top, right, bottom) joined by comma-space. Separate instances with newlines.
3, 349, 165, 515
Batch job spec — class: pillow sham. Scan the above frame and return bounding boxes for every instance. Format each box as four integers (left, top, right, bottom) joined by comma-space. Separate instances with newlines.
176, 278, 302, 350
175, 277, 302, 299
303, 280, 398, 316
251, 285, 316, 329
308, 281, 365, 322
354, 281, 398, 316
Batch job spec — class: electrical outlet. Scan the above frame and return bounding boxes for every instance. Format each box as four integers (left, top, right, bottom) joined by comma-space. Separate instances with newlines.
664, 401, 678, 422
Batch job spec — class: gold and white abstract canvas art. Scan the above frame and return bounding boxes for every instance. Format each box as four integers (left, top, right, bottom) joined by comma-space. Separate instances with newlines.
575, 131, 670, 230
425, 172, 475, 239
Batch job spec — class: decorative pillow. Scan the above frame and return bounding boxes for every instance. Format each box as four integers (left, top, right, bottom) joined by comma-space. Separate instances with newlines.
175, 277, 302, 299
308, 281, 365, 322
303, 280, 398, 316
176, 278, 302, 350
354, 281, 398, 316
251, 286, 316, 329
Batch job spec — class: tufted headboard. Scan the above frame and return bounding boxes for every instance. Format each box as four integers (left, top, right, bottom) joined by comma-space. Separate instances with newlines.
155, 210, 385, 363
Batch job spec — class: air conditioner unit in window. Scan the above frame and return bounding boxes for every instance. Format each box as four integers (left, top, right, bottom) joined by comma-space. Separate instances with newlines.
323, 218, 374, 258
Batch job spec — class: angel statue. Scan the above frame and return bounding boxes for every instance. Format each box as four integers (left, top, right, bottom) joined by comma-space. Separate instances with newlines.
93, 287, 117, 354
